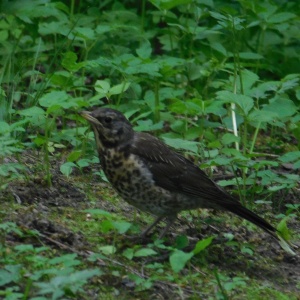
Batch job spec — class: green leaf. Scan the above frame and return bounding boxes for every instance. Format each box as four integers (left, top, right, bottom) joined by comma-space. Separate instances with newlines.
60, 162, 77, 177
95, 80, 110, 94
0, 265, 22, 286
84, 209, 112, 217
18, 106, 45, 117
248, 109, 278, 124
210, 42, 227, 56
39, 91, 69, 108
0, 30, 8, 42
278, 151, 300, 163
150, 0, 192, 10
109, 82, 131, 96
216, 91, 254, 115
136, 41, 152, 59
162, 137, 200, 154
125, 61, 161, 77
170, 249, 193, 273
99, 245, 116, 255
122, 248, 134, 260
76, 159, 91, 168
134, 120, 164, 132
277, 218, 292, 241
134, 248, 157, 257
0, 122, 10, 134
262, 97, 297, 119
175, 235, 189, 249
221, 133, 240, 145
267, 12, 296, 24
67, 150, 82, 162
74, 27, 95, 40
238, 52, 264, 60
49, 253, 79, 266
193, 236, 214, 254
169, 99, 202, 115
111, 221, 132, 234
241, 245, 254, 256
62, 51, 86, 72
14, 244, 34, 252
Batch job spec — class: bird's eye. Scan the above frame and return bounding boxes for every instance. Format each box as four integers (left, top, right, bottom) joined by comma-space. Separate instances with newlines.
104, 116, 112, 123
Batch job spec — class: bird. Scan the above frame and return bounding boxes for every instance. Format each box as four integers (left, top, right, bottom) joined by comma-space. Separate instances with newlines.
80, 107, 295, 254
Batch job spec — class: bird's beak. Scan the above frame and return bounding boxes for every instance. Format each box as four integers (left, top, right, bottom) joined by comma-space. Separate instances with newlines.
80, 111, 100, 126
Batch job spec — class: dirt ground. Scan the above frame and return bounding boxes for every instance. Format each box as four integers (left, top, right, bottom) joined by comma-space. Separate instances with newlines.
1, 158, 300, 298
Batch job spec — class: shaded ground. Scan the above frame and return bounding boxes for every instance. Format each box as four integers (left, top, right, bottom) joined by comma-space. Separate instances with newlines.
1, 158, 299, 299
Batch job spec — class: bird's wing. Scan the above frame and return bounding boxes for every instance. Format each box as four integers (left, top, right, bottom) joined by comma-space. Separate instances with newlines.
131, 133, 295, 254
131, 132, 237, 206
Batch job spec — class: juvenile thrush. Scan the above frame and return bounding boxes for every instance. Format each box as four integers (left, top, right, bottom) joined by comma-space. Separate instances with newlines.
81, 107, 295, 254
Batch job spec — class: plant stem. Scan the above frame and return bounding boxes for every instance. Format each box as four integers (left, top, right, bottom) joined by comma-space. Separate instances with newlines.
250, 122, 261, 154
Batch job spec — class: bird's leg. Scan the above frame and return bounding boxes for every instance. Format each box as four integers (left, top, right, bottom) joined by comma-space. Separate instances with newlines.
158, 216, 176, 239
141, 216, 176, 239
140, 215, 164, 237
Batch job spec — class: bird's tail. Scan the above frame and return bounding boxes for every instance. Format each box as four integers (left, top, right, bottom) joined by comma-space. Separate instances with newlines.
226, 203, 297, 255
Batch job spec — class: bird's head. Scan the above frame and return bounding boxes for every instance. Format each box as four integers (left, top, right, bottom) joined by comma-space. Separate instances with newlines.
81, 108, 134, 149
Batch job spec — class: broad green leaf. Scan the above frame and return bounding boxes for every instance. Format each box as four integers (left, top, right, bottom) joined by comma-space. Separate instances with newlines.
99, 245, 116, 255
162, 137, 200, 154
62, 51, 86, 72
262, 98, 297, 118
39, 91, 69, 108
193, 236, 214, 254
134, 248, 157, 257
248, 110, 278, 124
205, 100, 227, 116
109, 82, 131, 96
238, 52, 264, 60
76, 158, 91, 168
49, 253, 79, 266
122, 248, 134, 260
205, 156, 234, 166
278, 151, 300, 163
296, 89, 300, 101
0, 30, 8, 41
267, 12, 296, 24
150, 0, 192, 10
221, 133, 240, 145
175, 235, 189, 249
18, 106, 45, 117
169, 250, 193, 273
210, 42, 227, 56
67, 150, 82, 162
136, 41, 152, 59
74, 27, 95, 40
95, 24, 111, 34
99, 220, 115, 233
60, 162, 77, 177
0, 265, 22, 286
39, 20, 69, 35
125, 63, 161, 77
0, 122, 10, 134
279, 78, 299, 93
14, 244, 34, 252
134, 120, 164, 132
169, 99, 202, 115
277, 218, 291, 241
111, 221, 132, 234
95, 80, 110, 94
216, 91, 254, 115
84, 209, 112, 217
241, 245, 253, 256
